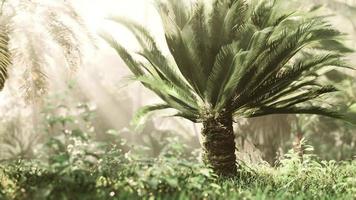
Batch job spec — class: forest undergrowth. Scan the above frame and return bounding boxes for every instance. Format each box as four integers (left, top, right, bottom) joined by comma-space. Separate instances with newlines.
0, 101, 355, 200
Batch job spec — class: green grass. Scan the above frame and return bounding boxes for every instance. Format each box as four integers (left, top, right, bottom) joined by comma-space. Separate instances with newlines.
1, 144, 355, 200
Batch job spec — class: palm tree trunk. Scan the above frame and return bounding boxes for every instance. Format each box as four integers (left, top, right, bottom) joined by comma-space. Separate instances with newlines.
201, 112, 237, 177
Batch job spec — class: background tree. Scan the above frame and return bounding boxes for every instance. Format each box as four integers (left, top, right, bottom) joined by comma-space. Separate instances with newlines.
0, 0, 92, 160
0, 0, 92, 97
0, 12, 10, 91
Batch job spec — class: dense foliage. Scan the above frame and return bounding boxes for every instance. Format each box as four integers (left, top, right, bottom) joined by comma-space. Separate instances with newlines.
0, 141, 355, 199
0, 95, 355, 199
104, 0, 353, 123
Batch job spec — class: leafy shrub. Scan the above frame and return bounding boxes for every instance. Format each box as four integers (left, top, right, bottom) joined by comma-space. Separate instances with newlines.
1, 138, 355, 200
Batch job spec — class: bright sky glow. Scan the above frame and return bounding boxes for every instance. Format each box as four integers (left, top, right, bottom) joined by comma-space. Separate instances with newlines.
72, 0, 165, 51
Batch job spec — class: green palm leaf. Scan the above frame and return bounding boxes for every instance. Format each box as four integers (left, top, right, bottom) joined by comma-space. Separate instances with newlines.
105, 0, 354, 125
0, 22, 10, 91
131, 104, 171, 128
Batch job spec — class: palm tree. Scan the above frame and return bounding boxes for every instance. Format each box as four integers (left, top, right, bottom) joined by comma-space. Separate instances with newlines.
0, 0, 91, 161
0, 15, 10, 91
0, 0, 91, 99
103, 0, 353, 176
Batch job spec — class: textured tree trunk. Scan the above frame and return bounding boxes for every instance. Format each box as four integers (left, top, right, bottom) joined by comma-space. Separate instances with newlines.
201, 112, 237, 177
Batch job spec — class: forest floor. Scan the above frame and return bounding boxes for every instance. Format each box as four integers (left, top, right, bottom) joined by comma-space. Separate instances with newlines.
1, 144, 355, 200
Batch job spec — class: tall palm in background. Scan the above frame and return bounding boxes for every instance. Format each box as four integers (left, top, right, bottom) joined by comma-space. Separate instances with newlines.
0, 11, 10, 91
0, 0, 91, 160
104, 0, 353, 176
0, 0, 91, 98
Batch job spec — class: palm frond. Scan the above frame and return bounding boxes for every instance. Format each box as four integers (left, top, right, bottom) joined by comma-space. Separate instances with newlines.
246, 106, 343, 120
0, 1, 92, 100
0, 21, 10, 91
131, 104, 171, 128
155, 1, 207, 97
155, 0, 192, 29
233, 52, 347, 110
106, 0, 353, 123
108, 16, 193, 94
314, 39, 354, 53
267, 85, 338, 108
205, 43, 238, 107
101, 31, 200, 117
251, 0, 275, 29
134, 75, 199, 114
101, 33, 144, 76
21, 38, 48, 100
45, 12, 83, 71
208, 0, 247, 59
